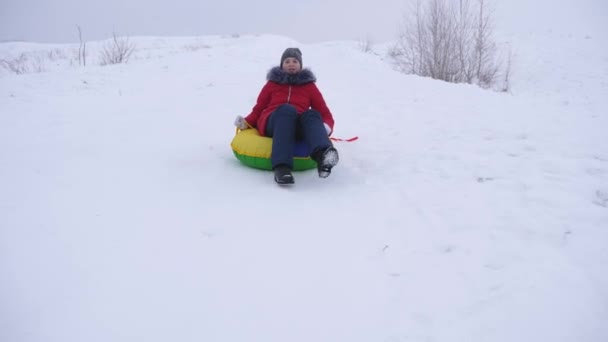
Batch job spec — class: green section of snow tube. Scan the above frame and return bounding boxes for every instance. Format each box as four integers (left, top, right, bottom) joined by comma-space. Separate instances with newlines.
232, 151, 316, 171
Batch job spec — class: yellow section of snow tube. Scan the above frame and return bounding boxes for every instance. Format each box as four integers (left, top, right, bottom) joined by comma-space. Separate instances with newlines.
230, 128, 317, 171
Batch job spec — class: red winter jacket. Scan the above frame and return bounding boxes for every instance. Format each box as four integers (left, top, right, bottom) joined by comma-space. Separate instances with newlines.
244, 67, 335, 136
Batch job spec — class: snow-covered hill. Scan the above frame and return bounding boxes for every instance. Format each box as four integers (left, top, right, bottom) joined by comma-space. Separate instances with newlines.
1, 9, 607, 342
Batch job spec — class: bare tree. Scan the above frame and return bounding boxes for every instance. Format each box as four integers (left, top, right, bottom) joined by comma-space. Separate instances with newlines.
390, 0, 427, 75
472, 0, 499, 88
389, 0, 510, 90
100, 32, 136, 66
456, 0, 475, 83
76, 25, 86, 66
427, 0, 448, 80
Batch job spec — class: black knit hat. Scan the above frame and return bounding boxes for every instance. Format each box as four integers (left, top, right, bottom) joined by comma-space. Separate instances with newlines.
280, 47, 302, 67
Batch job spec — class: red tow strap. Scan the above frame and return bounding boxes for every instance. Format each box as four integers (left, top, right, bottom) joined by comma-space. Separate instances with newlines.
330, 136, 359, 142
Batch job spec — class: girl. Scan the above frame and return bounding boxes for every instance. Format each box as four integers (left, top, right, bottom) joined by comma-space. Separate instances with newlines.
234, 47, 339, 184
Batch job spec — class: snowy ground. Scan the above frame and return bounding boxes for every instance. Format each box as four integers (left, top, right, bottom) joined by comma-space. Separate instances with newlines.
1, 8, 608, 342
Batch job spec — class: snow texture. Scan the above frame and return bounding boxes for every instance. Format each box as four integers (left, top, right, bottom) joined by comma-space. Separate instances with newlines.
1, 3, 607, 341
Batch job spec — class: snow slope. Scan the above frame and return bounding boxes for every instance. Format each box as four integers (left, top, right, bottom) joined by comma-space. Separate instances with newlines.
1, 14, 607, 342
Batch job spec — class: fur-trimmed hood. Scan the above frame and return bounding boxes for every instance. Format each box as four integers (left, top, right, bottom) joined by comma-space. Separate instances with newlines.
266, 66, 317, 85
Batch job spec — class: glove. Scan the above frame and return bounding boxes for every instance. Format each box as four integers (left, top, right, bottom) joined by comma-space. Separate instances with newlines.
234, 115, 250, 130
324, 122, 332, 136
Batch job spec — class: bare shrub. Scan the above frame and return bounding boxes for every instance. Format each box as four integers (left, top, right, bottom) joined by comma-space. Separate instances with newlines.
358, 36, 374, 53
31, 55, 46, 73
500, 45, 513, 92
47, 48, 66, 61
0, 53, 47, 75
390, 0, 510, 90
183, 43, 211, 52
1, 54, 30, 74
100, 32, 136, 66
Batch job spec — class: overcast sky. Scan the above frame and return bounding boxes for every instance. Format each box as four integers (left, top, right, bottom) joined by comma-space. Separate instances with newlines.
0, 0, 409, 44
1, 0, 606, 44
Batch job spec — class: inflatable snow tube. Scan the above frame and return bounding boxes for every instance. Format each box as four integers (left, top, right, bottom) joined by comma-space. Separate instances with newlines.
230, 128, 317, 171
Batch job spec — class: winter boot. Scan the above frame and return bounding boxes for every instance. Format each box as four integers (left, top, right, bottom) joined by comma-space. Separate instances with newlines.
313, 146, 339, 178
274, 165, 295, 185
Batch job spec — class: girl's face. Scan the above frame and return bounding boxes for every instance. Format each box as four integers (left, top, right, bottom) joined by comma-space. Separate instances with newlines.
282, 57, 301, 74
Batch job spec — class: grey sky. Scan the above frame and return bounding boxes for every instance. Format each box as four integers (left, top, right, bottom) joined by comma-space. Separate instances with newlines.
1, 0, 606, 44
0, 0, 408, 44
